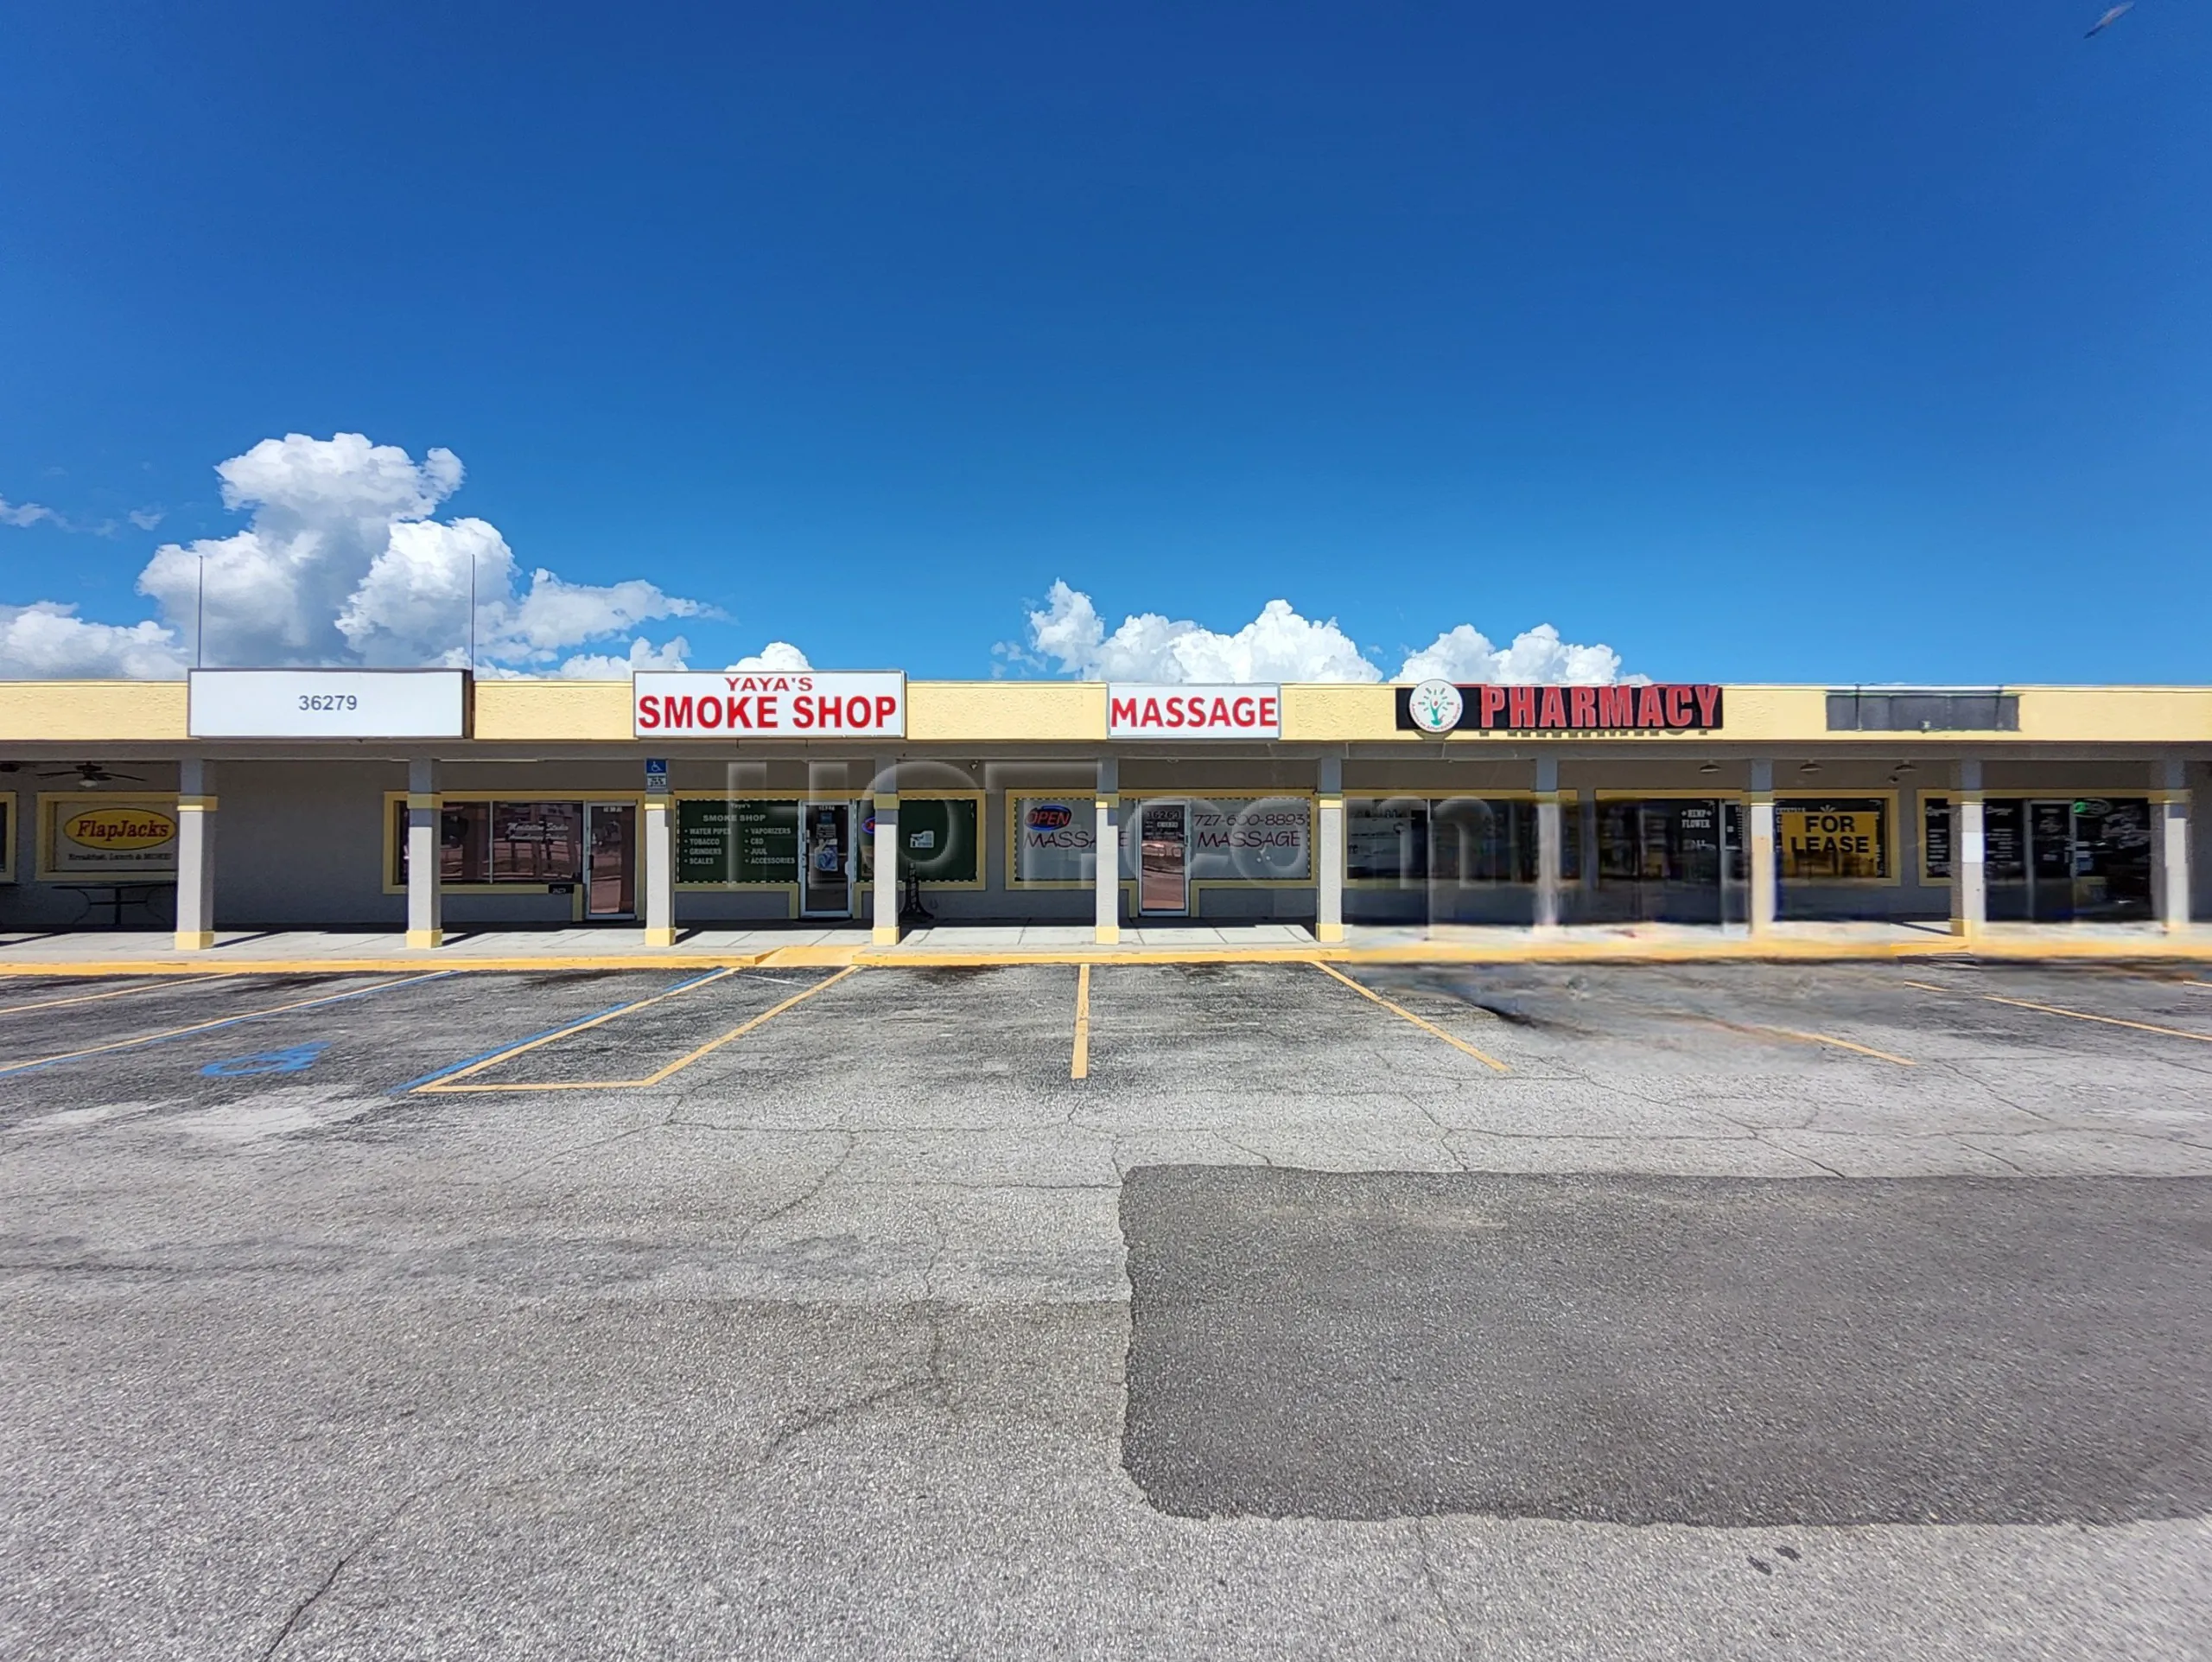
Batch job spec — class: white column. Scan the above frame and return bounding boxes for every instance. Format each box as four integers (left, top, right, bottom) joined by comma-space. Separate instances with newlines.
1534, 756, 1561, 933
1748, 760, 1777, 936
642, 794, 674, 946
406, 756, 442, 950
173, 757, 216, 952
2154, 757, 2190, 933
1950, 758, 1985, 939
1315, 756, 1344, 944
873, 756, 899, 946
1095, 757, 1121, 946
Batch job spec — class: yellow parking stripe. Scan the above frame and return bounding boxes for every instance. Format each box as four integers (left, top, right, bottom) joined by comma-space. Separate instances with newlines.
416, 966, 860, 1092
1312, 961, 1510, 1073
0, 975, 227, 1016
1980, 992, 2212, 1045
413, 966, 742, 1089
1072, 964, 1092, 1081
1903, 977, 2212, 1045
1684, 1013, 1915, 1066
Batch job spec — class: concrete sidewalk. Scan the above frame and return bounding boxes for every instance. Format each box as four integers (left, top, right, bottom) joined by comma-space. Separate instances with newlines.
2, 918, 2209, 974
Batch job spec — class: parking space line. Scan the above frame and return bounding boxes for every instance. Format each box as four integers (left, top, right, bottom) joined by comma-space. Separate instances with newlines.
1900, 977, 2212, 1045
415, 966, 861, 1093
0, 972, 458, 1081
0, 975, 227, 1017
1980, 992, 2212, 1045
1681, 1014, 1915, 1066
404, 967, 741, 1090
1312, 961, 1510, 1073
1072, 964, 1092, 1081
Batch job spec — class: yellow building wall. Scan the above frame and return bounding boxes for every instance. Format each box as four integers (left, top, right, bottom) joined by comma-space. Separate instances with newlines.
472, 678, 632, 742
0, 680, 188, 743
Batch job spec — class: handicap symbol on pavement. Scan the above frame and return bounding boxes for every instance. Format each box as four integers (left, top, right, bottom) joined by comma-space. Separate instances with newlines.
201, 1041, 331, 1078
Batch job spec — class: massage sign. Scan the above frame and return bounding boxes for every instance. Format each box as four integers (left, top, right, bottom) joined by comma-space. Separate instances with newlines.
1397, 679, 1724, 735
633, 671, 906, 737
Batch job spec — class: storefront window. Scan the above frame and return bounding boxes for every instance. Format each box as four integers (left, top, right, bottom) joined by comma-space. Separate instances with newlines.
1430, 798, 1538, 885
1347, 799, 1427, 882
1777, 799, 1888, 881
1597, 799, 1741, 885
396, 799, 585, 884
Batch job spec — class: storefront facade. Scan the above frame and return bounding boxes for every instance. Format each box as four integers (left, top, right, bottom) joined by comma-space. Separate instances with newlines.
1, 672, 2204, 947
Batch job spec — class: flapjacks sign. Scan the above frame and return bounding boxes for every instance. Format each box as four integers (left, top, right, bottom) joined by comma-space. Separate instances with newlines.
1396, 679, 1724, 735
634, 672, 906, 738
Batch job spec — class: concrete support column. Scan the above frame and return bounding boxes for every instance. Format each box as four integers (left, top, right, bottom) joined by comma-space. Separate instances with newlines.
1315, 755, 1344, 944
406, 756, 442, 950
641, 796, 674, 946
2154, 757, 2191, 933
1095, 757, 1122, 946
873, 756, 899, 946
1950, 759, 1986, 939
1534, 756, 1562, 933
1748, 760, 1777, 936
173, 757, 216, 952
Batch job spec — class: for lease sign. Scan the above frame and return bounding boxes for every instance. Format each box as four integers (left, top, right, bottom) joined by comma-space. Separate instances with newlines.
1108, 685, 1281, 740
634, 672, 906, 738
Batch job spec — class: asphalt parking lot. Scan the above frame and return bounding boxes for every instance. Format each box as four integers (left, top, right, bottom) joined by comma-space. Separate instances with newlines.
4, 958, 2211, 1659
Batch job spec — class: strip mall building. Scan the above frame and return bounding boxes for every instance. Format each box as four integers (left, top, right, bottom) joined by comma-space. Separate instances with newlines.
0, 670, 2202, 951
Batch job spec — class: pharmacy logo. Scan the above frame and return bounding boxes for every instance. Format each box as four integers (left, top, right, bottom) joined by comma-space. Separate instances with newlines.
1407, 679, 1465, 735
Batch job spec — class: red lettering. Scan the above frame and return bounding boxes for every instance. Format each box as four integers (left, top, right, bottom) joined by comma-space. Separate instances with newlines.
639, 695, 661, 730
820, 697, 844, 727
1664, 685, 1692, 727
848, 697, 874, 729
668, 695, 695, 728
876, 696, 898, 729
1209, 697, 1231, 727
1693, 684, 1721, 728
697, 696, 723, 729
1164, 697, 1185, 729
1231, 696, 1255, 726
1141, 697, 1163, 728
1570, 686, 1597, 727
1257, 695, 1278, 729
1480, 686, 1507, 728
1111, 697, 1138, 728
792, 696, 815, 729
1508, 687, 1536, 728
760, 696, 779, 726
797, 675, 813, 691
1538, 686, 1567, 729
1599, 685, 1635, 727
1637, 685, 1665, 728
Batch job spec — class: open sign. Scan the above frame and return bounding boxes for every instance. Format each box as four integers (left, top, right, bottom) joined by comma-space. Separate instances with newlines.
1026, 804, 1074, 830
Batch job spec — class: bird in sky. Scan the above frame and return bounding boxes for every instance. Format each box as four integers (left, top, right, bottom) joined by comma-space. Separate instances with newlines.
2085, 3, 2134, 35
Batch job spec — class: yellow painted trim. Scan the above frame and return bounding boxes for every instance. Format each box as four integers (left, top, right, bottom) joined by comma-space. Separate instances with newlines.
405, 927, 443, 949
871, 925, 898, 945
873, 793, 898, 811
404, 793, 441, 811
644, 926, 677, 947
1094, 923, 1121, 945
1315, 921, 1346, 943
172, 930, 214, 952
175, 796, 218, 812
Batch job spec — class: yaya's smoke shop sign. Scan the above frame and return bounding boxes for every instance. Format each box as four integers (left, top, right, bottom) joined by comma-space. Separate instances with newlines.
634, 672, 906, 737
1397, 679, 1724, 735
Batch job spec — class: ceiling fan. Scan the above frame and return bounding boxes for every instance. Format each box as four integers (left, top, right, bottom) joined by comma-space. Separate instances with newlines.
31, 762, 148, 788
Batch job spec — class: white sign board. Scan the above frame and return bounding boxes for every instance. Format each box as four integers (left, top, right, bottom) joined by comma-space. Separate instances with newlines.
188, 670, 468, 738
1108, 685, 1281, 740
634, 671, 906, 738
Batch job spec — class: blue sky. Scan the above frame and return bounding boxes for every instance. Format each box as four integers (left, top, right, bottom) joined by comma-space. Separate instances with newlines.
3, 2, 2207, 684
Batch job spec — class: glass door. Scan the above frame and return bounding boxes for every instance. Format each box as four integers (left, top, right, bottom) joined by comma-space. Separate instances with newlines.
800, 802, 853, 918
1139, 800, 1188, 915
583, 803, 636, 919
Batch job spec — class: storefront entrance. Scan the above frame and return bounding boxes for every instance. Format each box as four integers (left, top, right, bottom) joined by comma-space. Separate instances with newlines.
1591, 798, 1745, 925
1139, 801, 1188, 915
584, 803, 636, 920
800, 802, 855, 918
1986, 797, 2152, 922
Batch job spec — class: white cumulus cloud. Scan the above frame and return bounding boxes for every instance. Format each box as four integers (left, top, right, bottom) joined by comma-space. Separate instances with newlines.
1021, 582, 1636, 685
0, 602, 187, 679
727, 641, 812, 672
3, 432, 770, 680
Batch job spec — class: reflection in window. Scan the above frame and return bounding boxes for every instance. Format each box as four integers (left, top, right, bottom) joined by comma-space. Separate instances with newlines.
397, 799, 585, 884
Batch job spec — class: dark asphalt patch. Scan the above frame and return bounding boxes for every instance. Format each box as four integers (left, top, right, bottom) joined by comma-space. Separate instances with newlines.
1121, 1167, 2212, 1526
